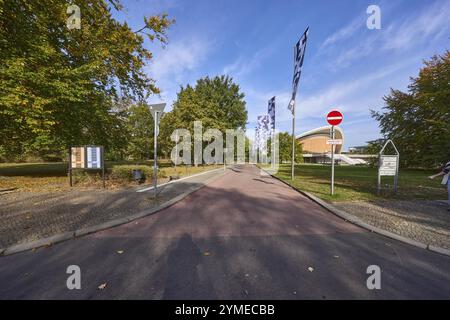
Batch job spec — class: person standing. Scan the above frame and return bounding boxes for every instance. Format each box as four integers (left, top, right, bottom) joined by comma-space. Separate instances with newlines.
429, 161, 450, 211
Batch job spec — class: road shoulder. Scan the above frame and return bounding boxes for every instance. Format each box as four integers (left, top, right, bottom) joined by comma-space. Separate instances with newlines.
0, 168, 227, 256
260, 166, 450, 257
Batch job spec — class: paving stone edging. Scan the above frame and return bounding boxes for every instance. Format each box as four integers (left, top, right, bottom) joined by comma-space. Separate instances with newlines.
0, 169, 227, 257
260, 167, 450, 257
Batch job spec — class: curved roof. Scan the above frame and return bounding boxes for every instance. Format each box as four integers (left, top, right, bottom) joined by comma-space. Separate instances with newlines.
296, 125, 344, 141
296, 125, 344, 154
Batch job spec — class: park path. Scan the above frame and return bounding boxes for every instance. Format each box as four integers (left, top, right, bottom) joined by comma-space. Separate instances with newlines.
0, 165, 449, 299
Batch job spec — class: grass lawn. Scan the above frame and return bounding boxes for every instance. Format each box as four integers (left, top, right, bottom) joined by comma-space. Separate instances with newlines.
0, 161, 222, 192
270, 163, 447, 202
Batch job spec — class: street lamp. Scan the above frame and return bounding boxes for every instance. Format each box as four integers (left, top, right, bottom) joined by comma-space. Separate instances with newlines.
149, 103, 166, 199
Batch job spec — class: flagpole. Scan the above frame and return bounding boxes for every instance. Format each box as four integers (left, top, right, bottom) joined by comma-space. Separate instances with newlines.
291, 101, 295, 180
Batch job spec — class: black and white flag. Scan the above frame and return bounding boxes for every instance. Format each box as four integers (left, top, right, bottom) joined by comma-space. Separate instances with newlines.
288, 27, 309, 115
268, 96, 275, 130
257, 114, 270, 151
257, 114, 270, 132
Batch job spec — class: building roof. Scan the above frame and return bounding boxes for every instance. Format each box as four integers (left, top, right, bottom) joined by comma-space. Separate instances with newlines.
296, 125, 344, 140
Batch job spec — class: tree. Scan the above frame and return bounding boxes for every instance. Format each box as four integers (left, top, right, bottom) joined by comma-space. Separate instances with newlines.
125, 103, 154, 160
0, 0, 173, 161
270, 132, 303, 163
159, 75, 248, 162
371, 51, 450, 168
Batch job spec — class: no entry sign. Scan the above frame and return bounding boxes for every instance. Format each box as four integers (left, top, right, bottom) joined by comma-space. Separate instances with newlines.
326, 110, 343, 126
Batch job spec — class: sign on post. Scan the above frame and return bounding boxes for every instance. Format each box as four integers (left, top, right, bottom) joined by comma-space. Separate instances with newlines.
149, 103, 166, 199
326, 110, 343, 126
379, 156, 397, 176
69, 145, 105, 188
326, 139, 343, 145
377, 140, 399, 194
326, 110, 343, 196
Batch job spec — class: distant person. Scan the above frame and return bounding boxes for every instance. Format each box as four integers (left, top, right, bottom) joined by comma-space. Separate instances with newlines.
429, 161, 450, 211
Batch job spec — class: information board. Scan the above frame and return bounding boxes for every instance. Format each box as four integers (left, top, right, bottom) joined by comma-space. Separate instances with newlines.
379, 155, 398, 176
86, 146, 101, 169
71, 147, 85, 168
377, 140, 399, 193
69, 145, 105, 188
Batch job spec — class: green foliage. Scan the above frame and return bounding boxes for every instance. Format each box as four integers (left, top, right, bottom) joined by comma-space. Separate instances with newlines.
0, 0, 173, 161
371, 51, 450, 168
125, 103, 154, 160
273, 132, 303, 163
159, 75, 248, 160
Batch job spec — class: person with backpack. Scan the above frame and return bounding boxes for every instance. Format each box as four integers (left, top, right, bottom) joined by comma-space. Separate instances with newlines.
429, 161, 450, 211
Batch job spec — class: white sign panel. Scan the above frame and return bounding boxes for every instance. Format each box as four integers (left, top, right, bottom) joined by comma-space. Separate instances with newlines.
86, 147, 101, 169
379, 155, 397, 176
326, 139, 343, 145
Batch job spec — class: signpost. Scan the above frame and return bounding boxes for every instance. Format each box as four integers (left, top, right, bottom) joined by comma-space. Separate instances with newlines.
223, 147, 228, 171
326, 110, 343, 195
377, 140, 399, 194
69, 145, 105, 188
149, 103, 166, 199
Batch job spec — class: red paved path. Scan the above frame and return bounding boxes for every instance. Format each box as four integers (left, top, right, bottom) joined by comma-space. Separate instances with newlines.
1, 165, 449, 299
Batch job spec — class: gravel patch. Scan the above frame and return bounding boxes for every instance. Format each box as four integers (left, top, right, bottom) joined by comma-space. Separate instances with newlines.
333, 200, 450, 250
0, 169, 224, 248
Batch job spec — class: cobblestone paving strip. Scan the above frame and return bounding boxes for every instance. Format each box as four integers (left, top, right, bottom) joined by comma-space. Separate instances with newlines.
0, 168, 225, 248
333, 200, 450, 250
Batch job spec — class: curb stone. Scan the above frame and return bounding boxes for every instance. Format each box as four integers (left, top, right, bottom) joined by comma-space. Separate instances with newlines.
3, 232, 75, 256
428, 245, 450, 256
1, 169, 226, 257
259, 166, 450, 257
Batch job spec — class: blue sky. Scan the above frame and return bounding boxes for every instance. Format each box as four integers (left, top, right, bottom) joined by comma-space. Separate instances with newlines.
114, 0, 449, 150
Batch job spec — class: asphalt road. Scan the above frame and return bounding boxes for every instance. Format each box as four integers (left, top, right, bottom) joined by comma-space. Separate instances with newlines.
1, 165, 449, 299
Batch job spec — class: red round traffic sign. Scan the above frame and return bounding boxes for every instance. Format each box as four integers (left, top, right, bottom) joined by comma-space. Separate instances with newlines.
326, 110, 343, 126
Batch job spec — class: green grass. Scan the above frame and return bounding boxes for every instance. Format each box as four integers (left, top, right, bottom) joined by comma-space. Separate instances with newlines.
0, 160, 221, 192
271, 163, 447, 202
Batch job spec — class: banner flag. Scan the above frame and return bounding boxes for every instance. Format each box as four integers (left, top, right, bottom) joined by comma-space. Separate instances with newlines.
268, 96, 275, 130
257, 114, 270, 132
288, 27, 309, 115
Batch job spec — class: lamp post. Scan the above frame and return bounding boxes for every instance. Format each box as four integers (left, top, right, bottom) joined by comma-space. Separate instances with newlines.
149, 103, 166, 199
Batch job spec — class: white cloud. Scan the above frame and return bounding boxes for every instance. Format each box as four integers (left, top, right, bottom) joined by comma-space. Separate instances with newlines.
149, 37, 211, 83
245, 55, 420, 137
297, 58, 416, 118
382, 2, 450, 51
320, 2, 450, 68
320, 16, 363, 50
223, 45, 275, 79
147, 37, 212, 106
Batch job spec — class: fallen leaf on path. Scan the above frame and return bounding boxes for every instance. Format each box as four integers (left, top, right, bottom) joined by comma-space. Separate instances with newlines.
204, 251, 210, 256
98, 283, 107, 290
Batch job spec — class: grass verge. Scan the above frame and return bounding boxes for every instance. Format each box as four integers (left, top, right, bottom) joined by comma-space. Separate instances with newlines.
0, 161, 222, 192
265, 163, 446, 202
